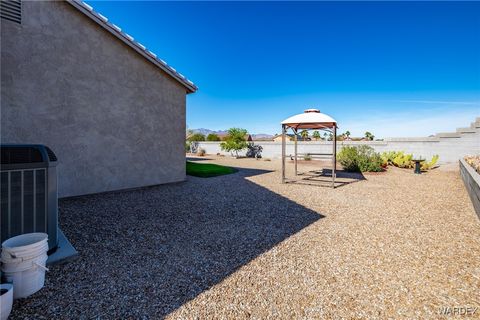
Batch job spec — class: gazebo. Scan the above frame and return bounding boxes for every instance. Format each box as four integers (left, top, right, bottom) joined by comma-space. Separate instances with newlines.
281, 109, 338, 188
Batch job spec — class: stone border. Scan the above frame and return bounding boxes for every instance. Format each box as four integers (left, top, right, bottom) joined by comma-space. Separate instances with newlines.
459, 158, 480, 219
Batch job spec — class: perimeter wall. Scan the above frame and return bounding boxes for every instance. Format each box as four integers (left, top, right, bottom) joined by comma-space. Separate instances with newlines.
198, 118, 480, 164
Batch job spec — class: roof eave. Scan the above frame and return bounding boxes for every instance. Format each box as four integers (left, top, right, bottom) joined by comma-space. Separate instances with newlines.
67, 0, 197, 93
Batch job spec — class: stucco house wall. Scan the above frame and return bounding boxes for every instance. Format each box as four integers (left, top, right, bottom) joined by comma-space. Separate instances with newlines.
1, 1, 194, 197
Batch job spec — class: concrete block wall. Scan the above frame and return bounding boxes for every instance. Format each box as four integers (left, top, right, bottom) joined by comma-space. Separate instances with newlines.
460, 158, 480, 219
198, 118, 480, 163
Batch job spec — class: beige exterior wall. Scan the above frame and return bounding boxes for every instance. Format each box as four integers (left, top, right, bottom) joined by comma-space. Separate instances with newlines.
1, 1, 190, 197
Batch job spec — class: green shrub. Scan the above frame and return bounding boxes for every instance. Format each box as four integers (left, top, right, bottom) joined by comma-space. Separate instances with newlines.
337, 146, 383, 172
187, 133, 206, 142
338, 146, 359, 171
304, 154, 312, 161
206, 133, 221, 141
357, 146, 384, 172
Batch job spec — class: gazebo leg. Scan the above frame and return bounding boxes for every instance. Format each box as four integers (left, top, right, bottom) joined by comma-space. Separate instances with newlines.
294, 128, 298, 176
332, 126, 337, 188
282, 125, 286, 183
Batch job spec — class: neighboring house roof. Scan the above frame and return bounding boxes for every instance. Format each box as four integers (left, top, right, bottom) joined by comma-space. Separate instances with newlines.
67, 0, 197, 93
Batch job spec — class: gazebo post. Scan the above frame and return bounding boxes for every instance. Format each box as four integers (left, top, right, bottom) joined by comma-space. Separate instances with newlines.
281, 124, 286, 183
332, 125, 337, 188
293, 128, 298, 176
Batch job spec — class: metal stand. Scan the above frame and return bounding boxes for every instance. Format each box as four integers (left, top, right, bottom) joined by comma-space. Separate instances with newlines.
293, 128, 298, 176
332, 125, 336, 188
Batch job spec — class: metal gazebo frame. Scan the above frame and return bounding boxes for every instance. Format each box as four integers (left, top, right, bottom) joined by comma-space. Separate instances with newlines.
281, 109, 338, 188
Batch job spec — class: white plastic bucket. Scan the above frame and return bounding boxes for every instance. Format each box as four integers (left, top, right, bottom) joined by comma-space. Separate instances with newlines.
1, 242, 48, 263
1, 253, 48, 273
1, 233, 49, 299
0, 283, 13, 320
2, 255, 48, 299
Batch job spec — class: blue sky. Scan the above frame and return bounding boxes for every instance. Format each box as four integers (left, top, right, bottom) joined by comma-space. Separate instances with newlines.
90, 1, 480, 137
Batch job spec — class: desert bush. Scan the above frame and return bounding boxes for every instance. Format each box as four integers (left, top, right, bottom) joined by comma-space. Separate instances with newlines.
382, 151, 439, 171
380, 151, 401, 166
246, 143, 263, 158
207, 133, 221, 141
392, 152, 414, 168
263, 158, 271, 161
338, 145, 383, 172
185, 141, 191, 153
187, 133, 206, 142
357, 146, 383, 172
338, 146, 359, 171
197, 148, 206, 156
465, 155, 480, 173
421, 154, 439, 170
303, 154, 312, 161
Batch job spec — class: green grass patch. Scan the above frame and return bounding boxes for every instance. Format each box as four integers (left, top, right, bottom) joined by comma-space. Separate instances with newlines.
186, 161, 237, 178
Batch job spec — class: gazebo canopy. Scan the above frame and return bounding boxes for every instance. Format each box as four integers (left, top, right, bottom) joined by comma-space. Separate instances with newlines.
280, 108, 338, 188
281, 109, 337, 130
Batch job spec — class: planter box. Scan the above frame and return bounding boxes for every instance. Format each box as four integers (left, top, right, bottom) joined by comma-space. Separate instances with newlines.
460, 158, 480, 219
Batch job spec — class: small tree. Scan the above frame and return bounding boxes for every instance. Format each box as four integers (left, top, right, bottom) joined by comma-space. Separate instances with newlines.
345, 131, 351, 139
300, 130, 309, 141
220, 128, 249, 157
312, 130, 321, 141
187, 133, 206, 142
323, 132, 328, 141
206, 133, 221, 141
365, 131, 375, 141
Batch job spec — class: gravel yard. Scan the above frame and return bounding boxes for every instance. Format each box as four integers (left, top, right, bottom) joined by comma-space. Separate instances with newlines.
10, 156, 480, 319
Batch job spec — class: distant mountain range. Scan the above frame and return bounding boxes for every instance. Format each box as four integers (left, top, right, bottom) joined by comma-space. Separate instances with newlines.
191, 128, 274, 140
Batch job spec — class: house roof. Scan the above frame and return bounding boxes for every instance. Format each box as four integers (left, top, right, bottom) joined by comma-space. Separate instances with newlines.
67, 0, 197, 93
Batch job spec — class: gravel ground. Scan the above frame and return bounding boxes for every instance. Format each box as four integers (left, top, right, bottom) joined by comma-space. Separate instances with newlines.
9, 156, 480, 319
